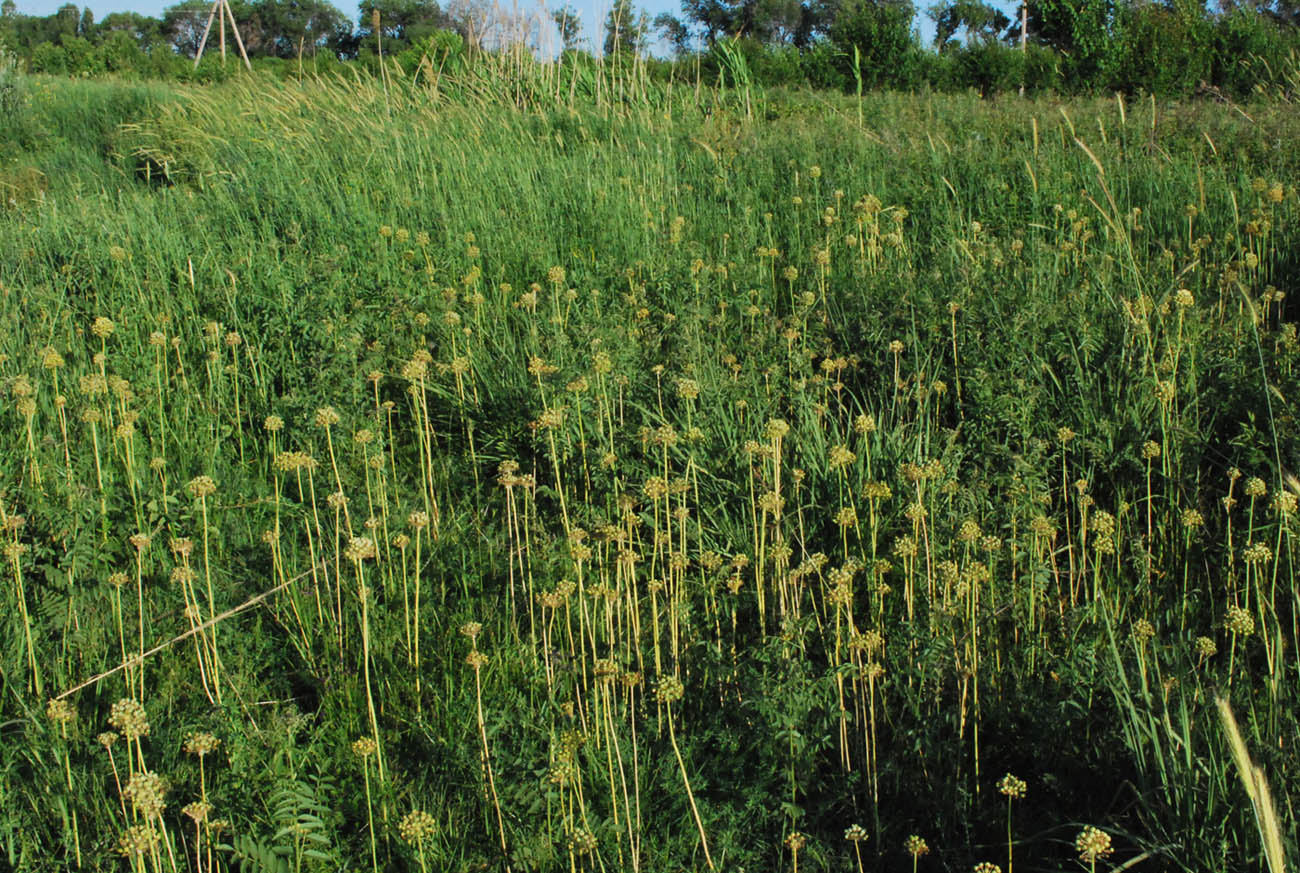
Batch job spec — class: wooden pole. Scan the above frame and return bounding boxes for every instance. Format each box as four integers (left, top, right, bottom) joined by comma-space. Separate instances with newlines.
224, 0, 253, 71
193, 0, 219, 67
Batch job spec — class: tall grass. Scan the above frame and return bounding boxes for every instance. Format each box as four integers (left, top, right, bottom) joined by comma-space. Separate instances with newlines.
1, 65, 1298, 872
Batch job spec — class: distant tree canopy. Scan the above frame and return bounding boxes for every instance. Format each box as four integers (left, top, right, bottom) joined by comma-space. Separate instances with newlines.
1, 0, 1299, 98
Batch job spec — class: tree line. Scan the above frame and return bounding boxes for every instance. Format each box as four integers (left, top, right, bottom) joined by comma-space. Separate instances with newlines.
2, 0, 1298, 96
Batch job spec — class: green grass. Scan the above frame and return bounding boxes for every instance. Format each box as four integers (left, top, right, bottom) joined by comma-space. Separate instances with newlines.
1, 66, 1299, 873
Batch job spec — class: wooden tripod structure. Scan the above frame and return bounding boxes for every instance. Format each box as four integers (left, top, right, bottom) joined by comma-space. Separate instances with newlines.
194, 0, 252, 70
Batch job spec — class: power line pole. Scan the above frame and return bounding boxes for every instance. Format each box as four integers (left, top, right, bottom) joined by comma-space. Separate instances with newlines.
194, 0, 252, 71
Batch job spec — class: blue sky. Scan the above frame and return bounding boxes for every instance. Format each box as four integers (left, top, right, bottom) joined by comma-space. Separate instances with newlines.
8, 0, 1012, 52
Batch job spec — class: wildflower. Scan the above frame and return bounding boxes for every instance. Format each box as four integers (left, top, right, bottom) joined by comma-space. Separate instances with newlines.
997, 773, 1027, 799
345, 537, 376, 563
1075, 826, 1112, 863
1225, 606, 1255, 636
187, 476, 217, 499
116, 825, 160, 857
108, 699, 150, 740
398, 810, 437, 844
123, 771, 167, 818
904, 835, 930, 858
182, 801, 213, 824
844, 823, 868, 842
183, 732, 221, 757
46, 698, 76, 725
654, 674, 684, 704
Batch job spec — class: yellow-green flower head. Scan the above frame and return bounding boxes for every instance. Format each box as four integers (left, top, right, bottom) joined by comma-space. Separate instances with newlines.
314, 406, 341, 429
183, 731, 221, 757
187, 475, 217, 499
1075, 826, 1112, 863
997, 773, 1027, 799
1225, 606, 1255, 636
116, 825, 160, 857
398, 809, 437, 844
108, 698, 150, 740
123, 771, 168, 818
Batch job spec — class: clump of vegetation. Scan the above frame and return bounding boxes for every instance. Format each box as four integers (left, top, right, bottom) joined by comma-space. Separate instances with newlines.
1, 63, 1298, 873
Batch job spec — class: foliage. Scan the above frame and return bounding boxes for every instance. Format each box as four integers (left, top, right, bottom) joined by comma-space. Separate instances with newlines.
2, 60, 1300, 873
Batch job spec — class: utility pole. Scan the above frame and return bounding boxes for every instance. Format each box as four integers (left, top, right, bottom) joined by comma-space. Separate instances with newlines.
194, 0, 252, 70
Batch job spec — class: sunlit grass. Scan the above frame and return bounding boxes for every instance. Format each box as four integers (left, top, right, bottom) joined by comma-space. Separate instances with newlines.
1, 66, 1299, 872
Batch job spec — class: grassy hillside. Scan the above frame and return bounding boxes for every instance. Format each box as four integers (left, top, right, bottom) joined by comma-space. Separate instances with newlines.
2, 70, 1299, 872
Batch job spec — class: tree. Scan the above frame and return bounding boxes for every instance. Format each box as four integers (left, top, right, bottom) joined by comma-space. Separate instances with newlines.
654, 10, 692, 54
550, 3, 581, 51
163, 0, 214, 57
678, 0, 834, 47
1, 1, 16, 18
928, 0, 1008, 46
828, 0, 918, 87
1020, 0, 1119, 85
603, 0, 647, 55
54, 3, 80, 39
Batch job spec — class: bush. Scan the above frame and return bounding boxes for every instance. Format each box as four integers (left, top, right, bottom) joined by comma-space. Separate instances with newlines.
1212, 10, 1297, 99
829, 0, 923, 90
1112, 2, 1213, 96
953, 40, 1027, 94
30, 42, 68, 74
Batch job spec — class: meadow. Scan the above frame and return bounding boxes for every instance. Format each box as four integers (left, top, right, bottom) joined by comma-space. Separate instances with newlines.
1, 59, 1299, 873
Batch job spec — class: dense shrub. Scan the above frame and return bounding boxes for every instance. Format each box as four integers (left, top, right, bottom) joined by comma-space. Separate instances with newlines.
1112, 1, 1214, 96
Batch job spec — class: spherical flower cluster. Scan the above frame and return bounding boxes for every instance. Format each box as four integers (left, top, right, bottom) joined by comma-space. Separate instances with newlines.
904, 835, 930, 858
188, 475, 217, 499
351, 737, 378, 759
784, 831, 807, 851
997, 773, 1027, 799
109, 698, 150, 740
345, 537, 377, 563
184, 731, 221, 757
654, 674, 685, 704
46, 698, 76, 725
1242, 542, 1272, 565
123, 770, 167, 818
398, 809, 437, 844
1075, 826, 1112, 863
182, 801, 213, 824
1132, 619, 1156, 644
313, 406, 340, 428
844, 823, 868, 842
1225, 606, 1255, 636
567, 827, 598, 855
116, 825, 160, 857
1195, 636, 1217, 658
974, 863, 1002, 873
